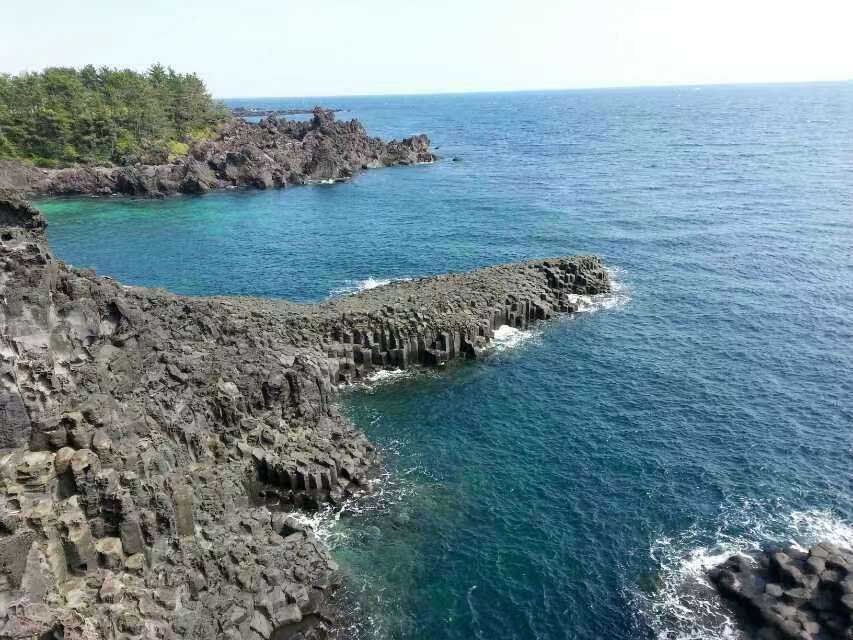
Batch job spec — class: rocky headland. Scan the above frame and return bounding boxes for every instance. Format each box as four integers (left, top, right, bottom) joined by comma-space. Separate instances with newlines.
0, 108, 434, 198
0, 185, 610, 639
709, 543, 853, 639
230, 108, 345, 120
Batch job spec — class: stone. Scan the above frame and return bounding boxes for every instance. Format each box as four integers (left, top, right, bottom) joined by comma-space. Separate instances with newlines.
54, 447, 75, 475
99, 572, 124, 603
172, 483, 194, 537
125, 553, 145, 574
95, 537, 123, 569
275, 603, 302, 626
119, 515, 145, 555
0, 531, 36, 589
805, 555, 826, 574
57, 497, 97, 573
63, 412, 93, 449
249, 610, 273, 638
710, 542, 853, 640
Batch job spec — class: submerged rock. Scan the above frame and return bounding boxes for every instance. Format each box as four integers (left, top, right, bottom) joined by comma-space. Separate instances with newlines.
0, 190, 609, 638
708, 542, 853, 639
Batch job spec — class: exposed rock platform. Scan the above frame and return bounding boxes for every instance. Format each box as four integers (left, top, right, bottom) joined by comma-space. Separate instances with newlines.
0, 187, 609, 639
0, 108, 435, 198
709, 543, 853, 639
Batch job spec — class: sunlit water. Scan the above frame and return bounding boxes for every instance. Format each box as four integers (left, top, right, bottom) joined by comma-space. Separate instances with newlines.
40, 84, 853, 639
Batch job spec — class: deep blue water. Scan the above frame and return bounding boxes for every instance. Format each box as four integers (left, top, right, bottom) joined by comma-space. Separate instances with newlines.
40, 84, 853, 640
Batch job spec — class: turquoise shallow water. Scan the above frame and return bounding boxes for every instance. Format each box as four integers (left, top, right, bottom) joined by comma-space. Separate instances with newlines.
40, 84, 853, 639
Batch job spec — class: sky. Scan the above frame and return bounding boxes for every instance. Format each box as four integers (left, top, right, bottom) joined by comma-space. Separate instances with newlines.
2, 0, 852, 98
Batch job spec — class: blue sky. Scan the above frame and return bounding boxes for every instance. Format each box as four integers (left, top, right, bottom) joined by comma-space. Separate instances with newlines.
2, 0, 851, 97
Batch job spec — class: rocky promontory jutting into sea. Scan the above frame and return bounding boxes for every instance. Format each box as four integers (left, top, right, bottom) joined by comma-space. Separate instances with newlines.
0, 108, 434, 198
0, 182, 610, 639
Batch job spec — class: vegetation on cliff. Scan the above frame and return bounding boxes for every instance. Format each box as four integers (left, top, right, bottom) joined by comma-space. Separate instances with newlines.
0, 64, 228, 167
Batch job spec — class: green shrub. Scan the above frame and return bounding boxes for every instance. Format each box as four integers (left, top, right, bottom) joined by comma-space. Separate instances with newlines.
167, 140, 190, 160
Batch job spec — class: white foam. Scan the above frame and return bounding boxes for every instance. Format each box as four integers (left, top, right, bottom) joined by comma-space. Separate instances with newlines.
483, 267, 629, 354
567, 267, 631, 314
489, 325, 543, 353
366, 368, 410, 384
635, 504, 853, 640
329, 276, 411, 298
281, 456, 418, 551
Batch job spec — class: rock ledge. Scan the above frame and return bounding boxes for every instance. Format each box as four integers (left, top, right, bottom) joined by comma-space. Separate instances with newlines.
709, 542, 853, 639
0, 190, 609, 639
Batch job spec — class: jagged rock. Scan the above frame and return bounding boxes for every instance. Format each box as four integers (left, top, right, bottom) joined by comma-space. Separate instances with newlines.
94, 537, 123, 569
0, 189, 609, 638
709, 542, 853, 639
0, 531, 36, 590
0, 109, 437, 198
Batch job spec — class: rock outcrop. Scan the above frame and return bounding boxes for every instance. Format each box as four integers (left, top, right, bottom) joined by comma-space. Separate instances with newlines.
0, 190, 609, 639
709, 543, 853, 639
0, 108, 435, 198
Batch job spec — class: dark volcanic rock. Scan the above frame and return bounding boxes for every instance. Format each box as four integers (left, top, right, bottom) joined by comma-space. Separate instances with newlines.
0, 189, 46, 231
0, 190, 609, 639
0, 108, 436, 198
709, 542, 853, 639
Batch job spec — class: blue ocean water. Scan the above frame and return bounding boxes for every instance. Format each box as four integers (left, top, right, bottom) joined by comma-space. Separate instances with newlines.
39, 84, 853, 639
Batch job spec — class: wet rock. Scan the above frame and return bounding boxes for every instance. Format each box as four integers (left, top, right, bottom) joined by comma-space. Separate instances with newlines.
709, 542, 853, 639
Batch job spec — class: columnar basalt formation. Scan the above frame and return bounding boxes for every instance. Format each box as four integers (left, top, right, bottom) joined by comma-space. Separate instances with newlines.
709, 543, 853, 639
0, 108, 435, 198
0, 188, 610, 639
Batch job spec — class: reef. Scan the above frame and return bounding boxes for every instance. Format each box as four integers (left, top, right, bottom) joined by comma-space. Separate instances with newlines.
709, 543, 853, 639
0, 185, 610, 639
0, 108, 434, 198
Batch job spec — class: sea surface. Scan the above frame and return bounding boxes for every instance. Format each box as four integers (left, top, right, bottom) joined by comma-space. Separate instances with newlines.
39, 84, 853, 640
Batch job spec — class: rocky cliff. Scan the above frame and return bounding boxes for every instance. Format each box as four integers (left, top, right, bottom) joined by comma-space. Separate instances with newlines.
0, 108, 435, 198
0, 188, 610, 639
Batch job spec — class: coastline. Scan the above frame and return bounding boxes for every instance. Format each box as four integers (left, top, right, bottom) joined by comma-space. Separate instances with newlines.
0, 185, 610, 638
0, 108, 435, 200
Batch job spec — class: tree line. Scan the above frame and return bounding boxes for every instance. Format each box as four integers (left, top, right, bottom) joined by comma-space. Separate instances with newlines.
0, 64, 229, 167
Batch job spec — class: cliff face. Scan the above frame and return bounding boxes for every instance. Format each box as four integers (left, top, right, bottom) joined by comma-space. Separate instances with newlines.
0, 191, 609, 639
0, 109, 435, 198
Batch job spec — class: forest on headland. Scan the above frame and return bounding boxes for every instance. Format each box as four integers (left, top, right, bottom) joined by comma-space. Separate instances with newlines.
0, 64, 228, 167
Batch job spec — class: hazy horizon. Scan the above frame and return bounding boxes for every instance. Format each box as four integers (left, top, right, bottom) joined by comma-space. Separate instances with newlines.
218, 78, 852, 101
3, 0, 852, 98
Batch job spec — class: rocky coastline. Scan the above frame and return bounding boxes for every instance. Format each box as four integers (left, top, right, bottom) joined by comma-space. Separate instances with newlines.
0, 184, 611, 639
230, 108, 345, 119
708, 543, 853, 639
0, 108, 434, 199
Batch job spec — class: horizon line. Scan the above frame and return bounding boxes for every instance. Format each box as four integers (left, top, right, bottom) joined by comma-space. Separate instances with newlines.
217, 77, 852, 101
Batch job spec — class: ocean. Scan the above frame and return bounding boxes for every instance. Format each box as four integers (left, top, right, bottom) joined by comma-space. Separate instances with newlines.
39, 83, 853, 639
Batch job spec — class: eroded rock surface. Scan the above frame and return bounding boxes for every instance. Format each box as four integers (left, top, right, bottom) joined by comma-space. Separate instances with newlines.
0, 190, 609, 639
709, 543, 853, 639
0, 108, 435, 198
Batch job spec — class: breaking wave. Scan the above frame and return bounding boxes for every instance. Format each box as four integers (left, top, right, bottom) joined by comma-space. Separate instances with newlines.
633, 500, 853, 640
570, 266, 631, 313
281, 441, 419, 551
329, 276, 412, 298
485, 266, 629, 353
489, 324, 544, 352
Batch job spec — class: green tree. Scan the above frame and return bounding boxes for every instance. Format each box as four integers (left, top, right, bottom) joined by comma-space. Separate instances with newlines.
0, 64, 228, 166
